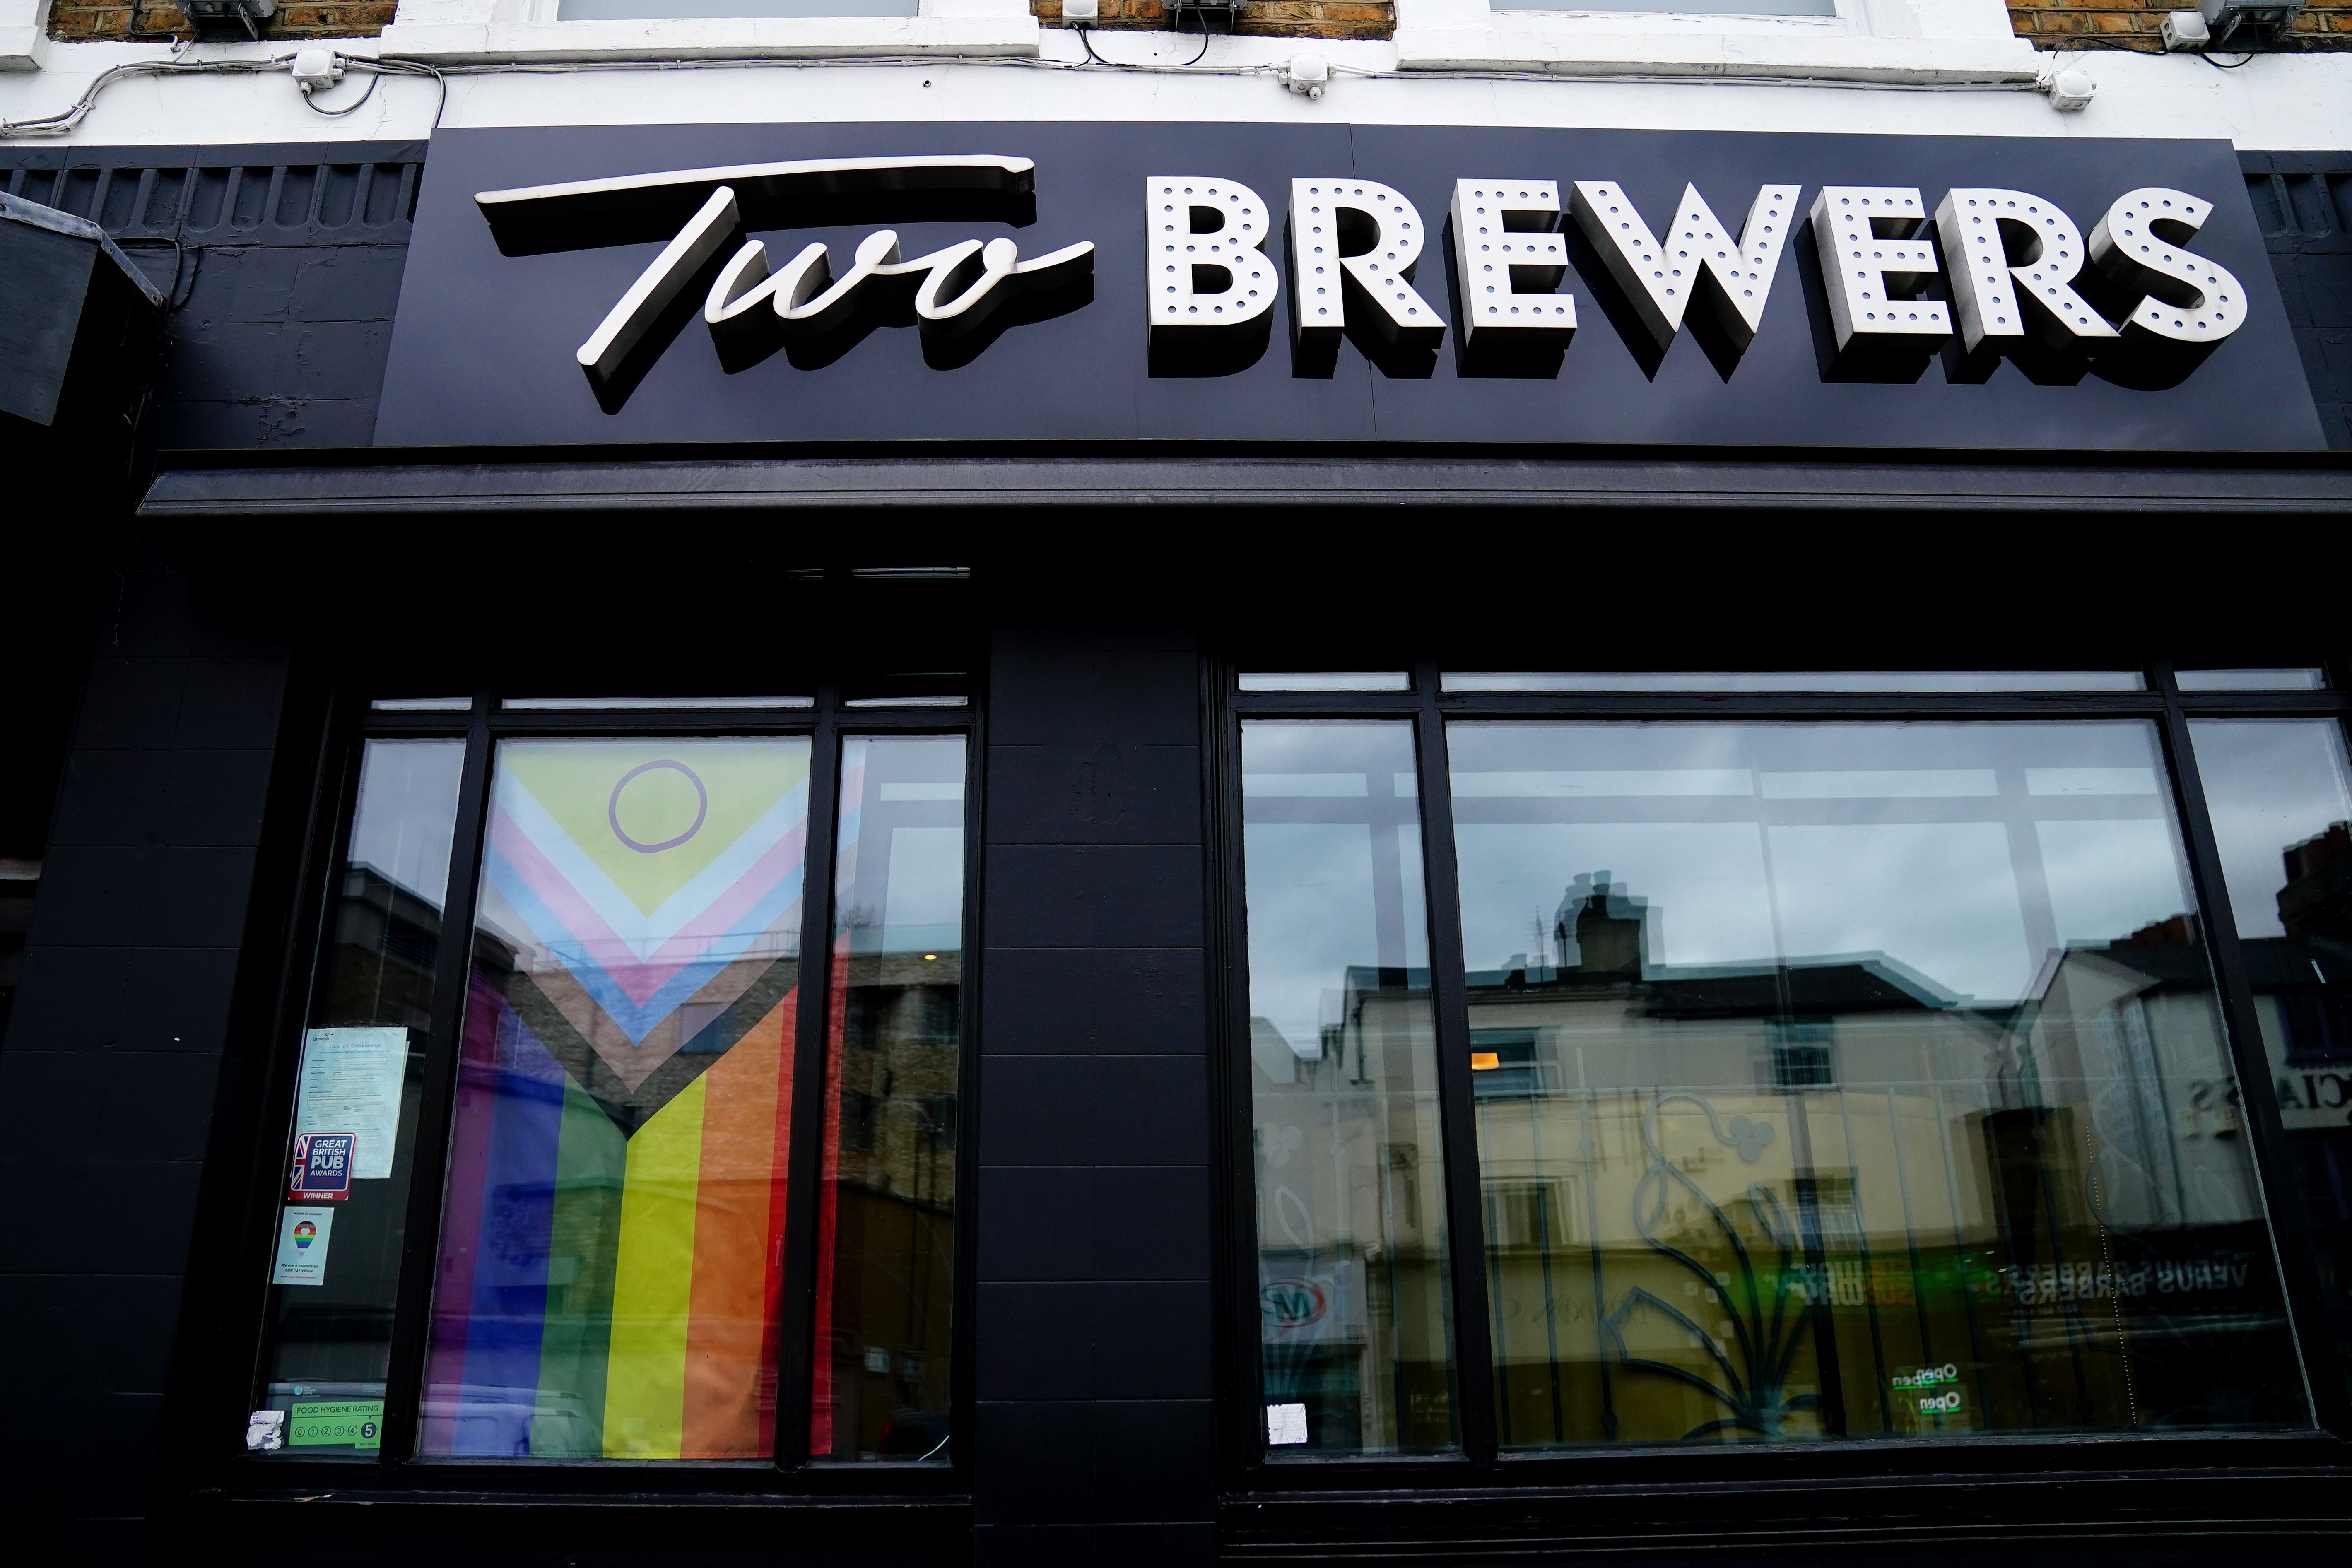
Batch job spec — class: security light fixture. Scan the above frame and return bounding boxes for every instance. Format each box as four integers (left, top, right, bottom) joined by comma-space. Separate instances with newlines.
2162, 8, 2211, 46
2196, 0, 2303, 46
1169, 0, 1244, 32
186, 0, 275, 39
2036, 62, 2097, 112
289, 49, 345, 94
1062, 0, 1097, 19
1282, 54, 1330, 98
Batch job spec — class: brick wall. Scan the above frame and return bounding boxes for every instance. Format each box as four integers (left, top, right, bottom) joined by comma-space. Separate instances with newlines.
33, 0, 2352, 77
2009, 0, 2351, 51
40, 0, 1396, 43
46, 0, 395, 41
1031, 0, 1394, 39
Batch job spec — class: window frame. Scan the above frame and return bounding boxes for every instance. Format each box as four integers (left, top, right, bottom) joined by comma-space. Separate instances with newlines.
215, 679, 985, 1501
1211, 654, 2352, 1502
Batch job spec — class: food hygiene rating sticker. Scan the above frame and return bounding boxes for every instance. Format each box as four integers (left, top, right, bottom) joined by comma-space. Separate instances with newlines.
289, 1399, 383, 1450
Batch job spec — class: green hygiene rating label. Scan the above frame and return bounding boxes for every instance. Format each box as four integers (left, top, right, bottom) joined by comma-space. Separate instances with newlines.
288, 1400, 383, 1450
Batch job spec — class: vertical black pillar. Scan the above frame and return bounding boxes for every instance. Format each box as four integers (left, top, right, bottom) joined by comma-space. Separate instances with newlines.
973, 624, 1215, 1568
0, 566, 288, 1551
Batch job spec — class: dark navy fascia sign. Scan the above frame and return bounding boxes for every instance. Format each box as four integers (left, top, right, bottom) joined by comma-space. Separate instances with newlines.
476, 152, 2253, 405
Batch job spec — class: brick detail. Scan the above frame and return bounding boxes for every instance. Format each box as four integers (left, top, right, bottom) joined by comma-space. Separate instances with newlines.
48, 0, 396, 40
2007, 0, 2352, 52
1034, 0, 1394, 41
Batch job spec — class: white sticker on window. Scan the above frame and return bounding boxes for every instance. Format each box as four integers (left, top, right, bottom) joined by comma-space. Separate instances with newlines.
1267, 1402, 1309, 1445
245, 1409, 287, 1451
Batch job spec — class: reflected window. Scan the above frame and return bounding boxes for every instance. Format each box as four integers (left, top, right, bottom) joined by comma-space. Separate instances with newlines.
812, 736, 966, 1462
2188, 718, 2352, 1403
1241, 723, 1457, 1456
253, 740, 463, 1458
423, 737, 813, 1460
1447, 721, 2305, 1447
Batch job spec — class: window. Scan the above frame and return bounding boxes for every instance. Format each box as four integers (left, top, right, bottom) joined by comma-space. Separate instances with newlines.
248, 693, 969, 1469
554, 0, 916, 16
1230, 667, 2334, 1466
2188, 717, 2352, 1407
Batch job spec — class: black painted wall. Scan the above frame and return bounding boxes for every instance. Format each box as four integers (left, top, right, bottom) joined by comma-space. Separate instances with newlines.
2244, 152, 2352, 451
976, 628, 1215, 1568
0, 565, 293, 1555
0, 143, 424, 452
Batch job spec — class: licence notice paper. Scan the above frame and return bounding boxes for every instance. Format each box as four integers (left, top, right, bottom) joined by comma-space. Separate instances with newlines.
294, 1026, 407, 1180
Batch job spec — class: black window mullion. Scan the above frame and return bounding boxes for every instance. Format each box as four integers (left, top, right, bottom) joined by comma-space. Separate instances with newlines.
1413, 660, 1499, 1465
380, 688, 498, 1466
776, 682, 845, 1470
1213, 663, 1289, 1486
2152, 662, 2352, 1437
1210, 660, 1268, 1476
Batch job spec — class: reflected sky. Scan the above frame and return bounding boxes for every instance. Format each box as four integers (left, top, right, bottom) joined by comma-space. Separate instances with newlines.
1242, 723, 1430, 1057
1449, 723, 2198, 1007
348, 739, 465, 909
2191, 719, 2352, 942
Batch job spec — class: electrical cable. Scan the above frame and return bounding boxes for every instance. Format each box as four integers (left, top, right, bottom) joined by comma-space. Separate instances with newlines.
1179, 10, 1213, 69
1074, 14, 1211, 70
298, 67, 382, 118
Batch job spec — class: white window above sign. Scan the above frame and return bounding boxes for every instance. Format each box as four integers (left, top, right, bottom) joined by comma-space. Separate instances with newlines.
379, 0, 1034, 64
1393, 0, 2046, 86
557, 0, 919, 15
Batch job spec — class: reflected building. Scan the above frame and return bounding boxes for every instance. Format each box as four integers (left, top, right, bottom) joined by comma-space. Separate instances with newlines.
1324, 873, 2297, 1448
2239, 820, 2352, 1395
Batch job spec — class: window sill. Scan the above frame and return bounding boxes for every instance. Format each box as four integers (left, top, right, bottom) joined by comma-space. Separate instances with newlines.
376, 14, 1041, 63
1390, 28, 2044, 82
1, 0, 49, 71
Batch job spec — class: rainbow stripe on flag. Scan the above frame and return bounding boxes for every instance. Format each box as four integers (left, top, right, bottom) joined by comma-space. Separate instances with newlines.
423, 739, 809, 1459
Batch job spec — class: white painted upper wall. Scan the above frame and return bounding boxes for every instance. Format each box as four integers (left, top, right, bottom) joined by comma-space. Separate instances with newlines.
368, 0, 2046, 81
0, 27, 2349, 150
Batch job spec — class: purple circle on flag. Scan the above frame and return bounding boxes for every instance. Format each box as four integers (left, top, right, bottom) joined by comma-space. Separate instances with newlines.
609, 759, 709, 853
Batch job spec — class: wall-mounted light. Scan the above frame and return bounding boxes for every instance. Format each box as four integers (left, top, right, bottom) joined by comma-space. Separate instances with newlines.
186, 0, 276, 40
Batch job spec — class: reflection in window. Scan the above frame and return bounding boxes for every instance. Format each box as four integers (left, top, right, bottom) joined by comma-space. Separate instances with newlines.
423, 738, 812, 1459
2188, 719, 2352, 1402
253, 740, 463, 1457
2178, 670, 2328, 692
1447, 722, 2304, 1448
812, 736, 965, 1462
1242, 723, 1457, 1456
1443, 672, 2145, 694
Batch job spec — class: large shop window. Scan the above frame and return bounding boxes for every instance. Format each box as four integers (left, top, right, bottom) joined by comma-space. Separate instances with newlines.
246, 695, 969, 1469
1236, 670, 2342, 1464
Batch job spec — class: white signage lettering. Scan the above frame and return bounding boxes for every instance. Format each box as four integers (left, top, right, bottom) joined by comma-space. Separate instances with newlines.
1290, 179, 1443, 352
705, 226, 1092, 349
1809, 185, 1952, 353
576, 185, 745, 390
1569, 178, 1799, 353
1450, 179, 1575, 344
1147, 177, 1279, 340
490, 155, 2260, 401
1935, 188, 2117, 354
2090, 186, 2248, 347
